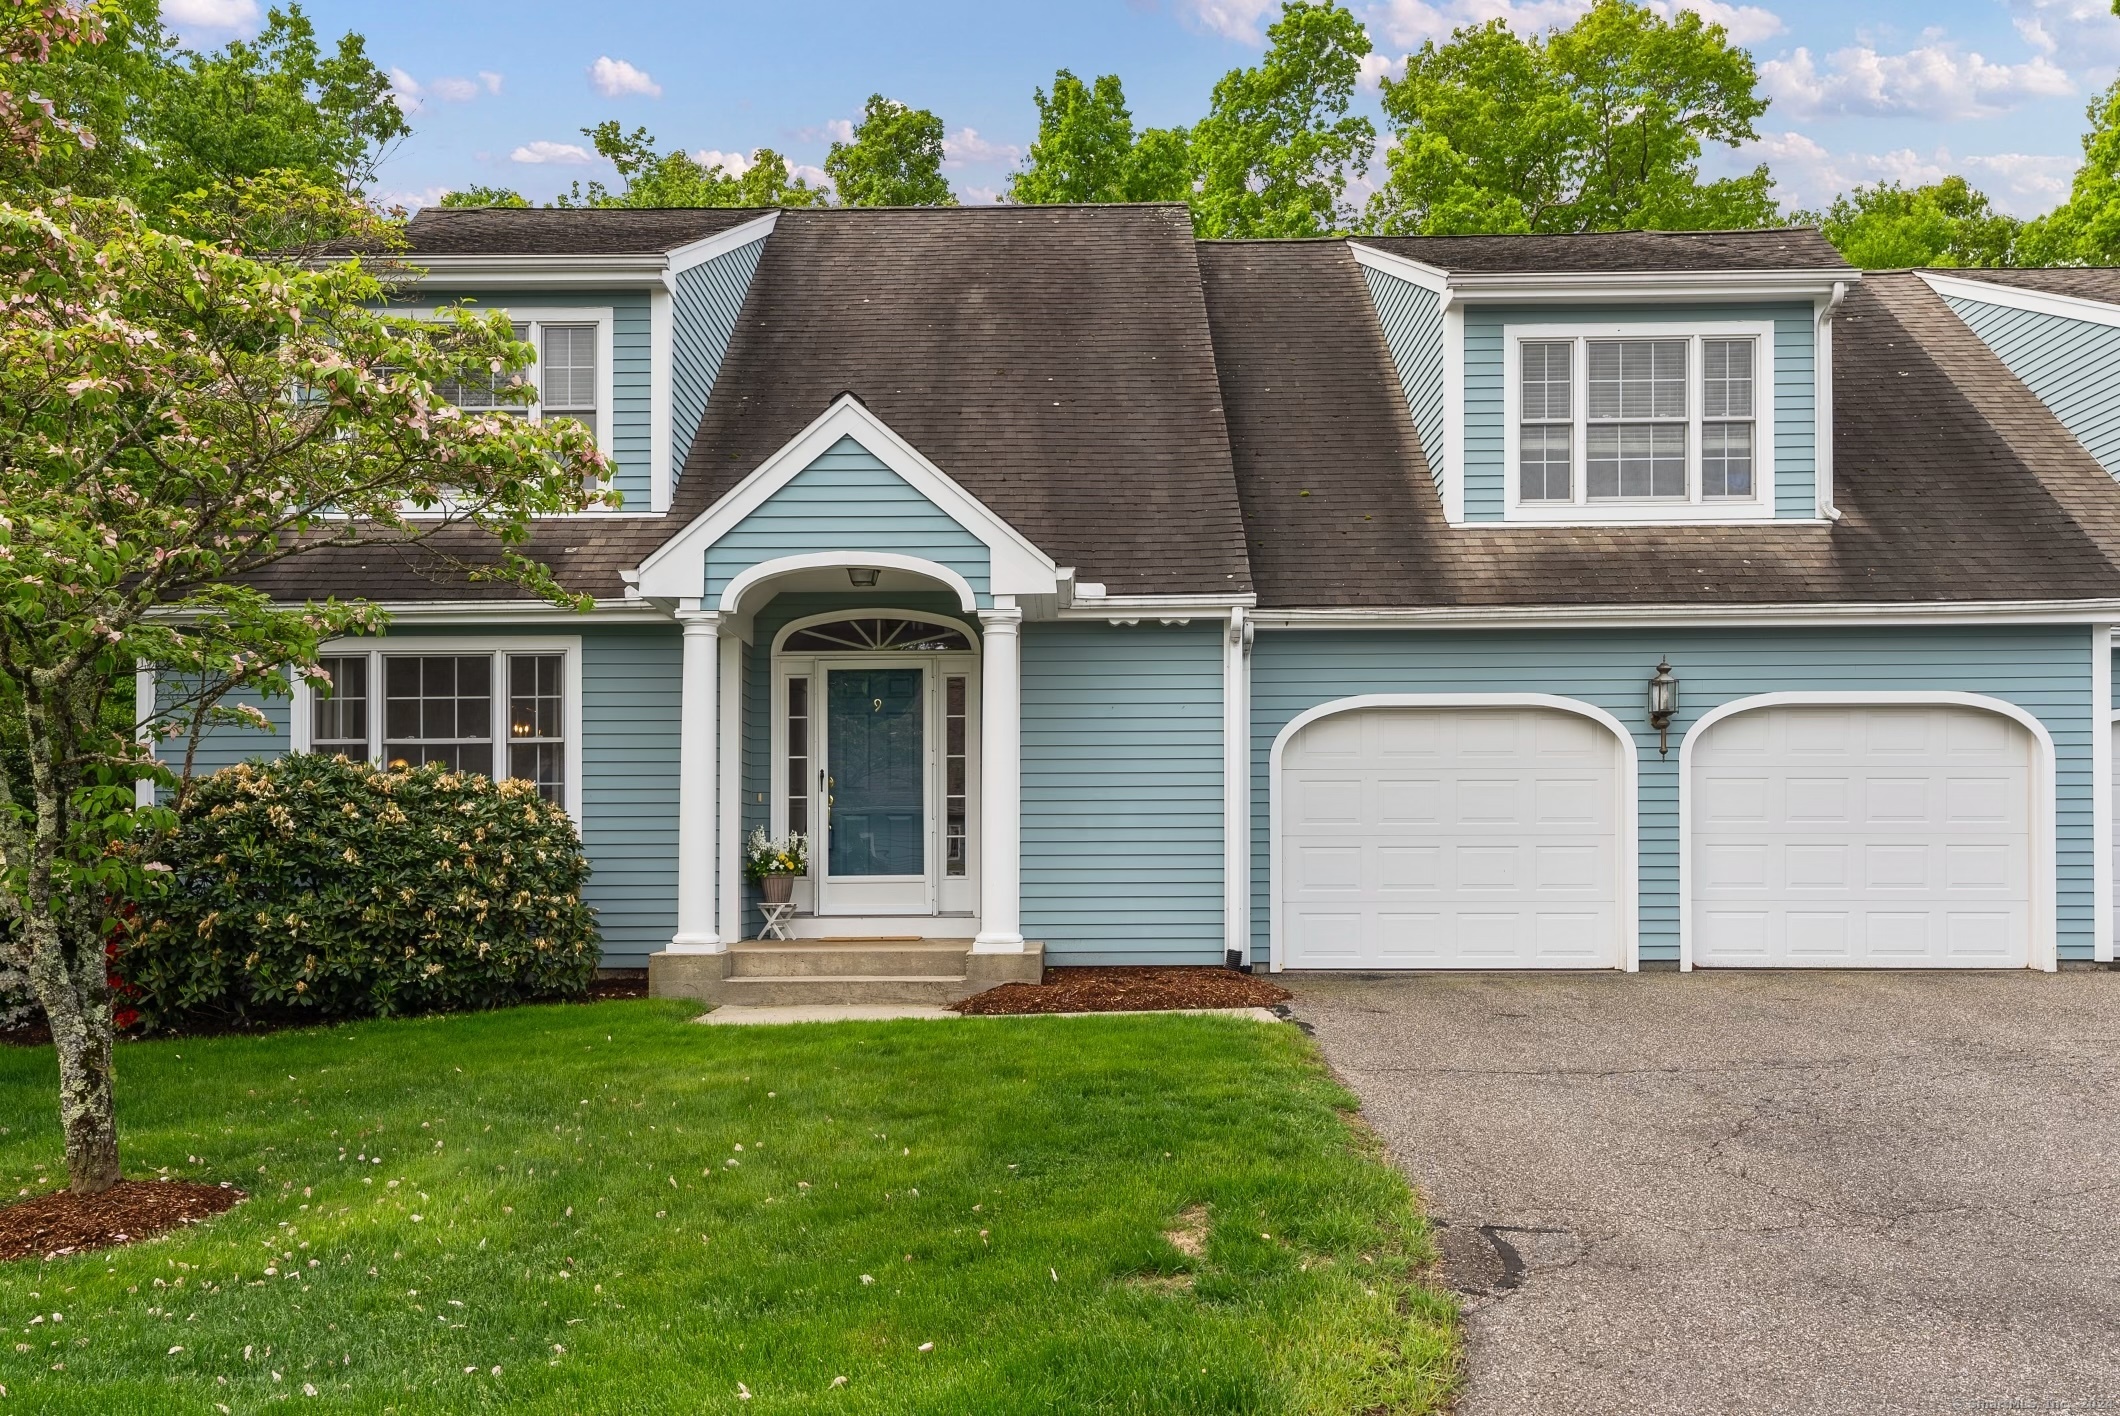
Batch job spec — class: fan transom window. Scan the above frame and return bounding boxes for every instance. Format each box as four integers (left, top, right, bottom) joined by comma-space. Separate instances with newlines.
782, 618, 973, 653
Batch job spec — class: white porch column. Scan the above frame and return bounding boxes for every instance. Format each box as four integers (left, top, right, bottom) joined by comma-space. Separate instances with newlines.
670, 608, 721, 952
973, 603, 1025, 952
717, 630, 745, 945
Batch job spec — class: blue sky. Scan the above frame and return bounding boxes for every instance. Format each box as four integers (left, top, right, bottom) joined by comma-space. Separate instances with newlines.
161, 0, 2120, 218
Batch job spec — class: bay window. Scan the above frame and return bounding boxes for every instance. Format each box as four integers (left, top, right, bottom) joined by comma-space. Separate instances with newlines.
1507, 322, 1773, 521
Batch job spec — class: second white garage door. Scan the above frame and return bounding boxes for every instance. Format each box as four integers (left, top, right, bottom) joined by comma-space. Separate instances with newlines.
1279, 706, 1624, 968
1690, 704, 2034, 967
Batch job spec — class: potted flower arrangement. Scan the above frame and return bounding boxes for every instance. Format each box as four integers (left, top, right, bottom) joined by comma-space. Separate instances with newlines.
744, 827, 809, 904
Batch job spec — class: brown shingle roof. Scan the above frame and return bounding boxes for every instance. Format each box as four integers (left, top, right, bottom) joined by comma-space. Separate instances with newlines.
1196, 243, 2120, 607
1355, 226, 1853, 275
391, 206, 768, 256
1940, 267, 2120, 305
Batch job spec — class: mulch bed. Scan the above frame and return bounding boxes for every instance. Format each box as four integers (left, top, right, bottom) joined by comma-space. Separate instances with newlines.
0, 1179, 244, 1264
953, 966, 1292, 1016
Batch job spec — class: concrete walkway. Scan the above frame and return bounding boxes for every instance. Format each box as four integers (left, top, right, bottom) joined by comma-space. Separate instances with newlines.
1286, 970, 2120, 1416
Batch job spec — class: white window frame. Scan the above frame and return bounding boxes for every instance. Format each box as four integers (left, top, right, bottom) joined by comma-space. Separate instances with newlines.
399, 304, 617, 468
290, 634, 585, 825
1502, 319, 1777, 524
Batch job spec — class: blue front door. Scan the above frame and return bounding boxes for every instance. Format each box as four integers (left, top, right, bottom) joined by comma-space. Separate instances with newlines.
827, 667, 925, 878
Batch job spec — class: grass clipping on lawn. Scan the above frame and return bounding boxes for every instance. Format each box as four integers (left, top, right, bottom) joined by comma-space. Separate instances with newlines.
0, 1001, 1458, 1413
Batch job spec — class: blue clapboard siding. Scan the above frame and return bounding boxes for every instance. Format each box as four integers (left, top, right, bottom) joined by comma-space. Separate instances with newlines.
738, 592, 980, 927
1022, 621, 1226, 965
704, 438, 992, 608
1462, 302, 1816, 521
154, 677, 291, 778
1945, 294, 2120, 480
1251, 624, 2097, 965
1359, 265, 1448, 494
578, 626, 682, 966
421, 289, 654, 510
671, 235, 767, 484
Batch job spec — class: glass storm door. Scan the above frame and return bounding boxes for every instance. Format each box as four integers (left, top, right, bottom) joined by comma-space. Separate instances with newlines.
821, 667, 929, 913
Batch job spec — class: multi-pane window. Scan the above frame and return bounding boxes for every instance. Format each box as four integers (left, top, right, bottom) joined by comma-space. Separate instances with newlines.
384, 656, 493, 777
1518, 342, 1572, 502
1512, 330, 1765, 513
312, 655, 368, 756
436, 322, 531, 412
538, 325, 597, 423
1701, 338, 1755, 498
944, 675, 968, 878
784, 676, 812, 837
506, 654, 566, 805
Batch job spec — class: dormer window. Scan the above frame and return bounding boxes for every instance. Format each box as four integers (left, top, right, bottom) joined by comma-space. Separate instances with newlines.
1503, 320, 1776, 522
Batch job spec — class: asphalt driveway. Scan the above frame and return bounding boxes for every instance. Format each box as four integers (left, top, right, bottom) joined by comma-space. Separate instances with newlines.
1286, 970, 2120, 1416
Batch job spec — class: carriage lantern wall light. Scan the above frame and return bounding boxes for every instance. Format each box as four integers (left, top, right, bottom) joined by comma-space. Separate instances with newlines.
1647, 658, 1679, 757
847, 567, 881, 587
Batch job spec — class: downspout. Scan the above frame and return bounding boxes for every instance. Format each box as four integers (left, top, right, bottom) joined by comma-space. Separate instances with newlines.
1816, 280, 1847, 521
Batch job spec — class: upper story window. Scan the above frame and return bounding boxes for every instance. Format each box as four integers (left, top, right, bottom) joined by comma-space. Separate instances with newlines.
1505, 322, 1774, 523
435, 319, 601, 428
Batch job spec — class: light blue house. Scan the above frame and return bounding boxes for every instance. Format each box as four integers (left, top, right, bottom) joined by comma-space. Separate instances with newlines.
184, 206, 2120, 998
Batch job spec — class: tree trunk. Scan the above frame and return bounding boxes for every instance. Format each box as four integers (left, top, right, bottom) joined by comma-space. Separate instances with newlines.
25, 916, 120, 1195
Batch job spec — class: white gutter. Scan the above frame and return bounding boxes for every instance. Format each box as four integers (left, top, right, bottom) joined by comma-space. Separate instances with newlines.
1816, 279, 1847, 520
1248, 599, 2120, 630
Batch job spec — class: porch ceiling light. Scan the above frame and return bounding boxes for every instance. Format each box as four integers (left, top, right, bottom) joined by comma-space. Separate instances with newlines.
847, 567, 881, 588
1647, 658, 1679, 757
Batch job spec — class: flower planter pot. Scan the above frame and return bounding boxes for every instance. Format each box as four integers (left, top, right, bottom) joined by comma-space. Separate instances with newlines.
760, 874, 794, 905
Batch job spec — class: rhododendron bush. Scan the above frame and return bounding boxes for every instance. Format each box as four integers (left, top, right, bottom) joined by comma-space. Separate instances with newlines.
120, 754, 598, 1027
0, 197, 609, 1194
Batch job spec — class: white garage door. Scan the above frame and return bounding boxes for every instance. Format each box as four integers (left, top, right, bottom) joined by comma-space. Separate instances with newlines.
1279, 706, 1623, 968
1691, 705, 2032, 967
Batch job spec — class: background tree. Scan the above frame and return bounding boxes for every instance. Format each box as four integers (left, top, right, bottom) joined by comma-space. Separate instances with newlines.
1008, 70, 1191, 204
1369, 0, 1773, 234
1188, 0, 1373, 237
825, 94, 955, 207
439, 185, 530, 208
0, 198, 609, 1193
2017, 77, 2120, 266
559, 122, 828, 208
1805, 177, 2020, 268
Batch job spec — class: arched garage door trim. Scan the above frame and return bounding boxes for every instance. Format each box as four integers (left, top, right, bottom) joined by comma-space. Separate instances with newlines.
1270, 694, 1642, 973
1679, 692, 2057, 973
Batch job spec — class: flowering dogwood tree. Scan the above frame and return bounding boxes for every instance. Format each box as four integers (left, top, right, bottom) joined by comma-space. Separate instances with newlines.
0, 197, 610, 1193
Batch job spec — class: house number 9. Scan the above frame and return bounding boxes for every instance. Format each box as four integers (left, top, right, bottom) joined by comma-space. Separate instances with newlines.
873, 697, 883, 711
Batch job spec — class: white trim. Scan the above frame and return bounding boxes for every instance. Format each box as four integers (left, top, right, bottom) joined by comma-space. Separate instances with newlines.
1223, 608, 1252, 963
721, 552, 982, 618
1677, 692, 2060, 973
1814, 281, 1846, 520
1345, 241, 1450, 293
390, 304, 617, 462
294, 634, 585, 825
769, 608, 980, 656
135, 664, 156, 808
1502, 319, 1777, 524
347, 253, 671, 289
649, 285, 674, 513
1445, 269, 1855, 304
972, 604, 1025, 952
1442, 296, 1466, 522
343, 600, 674, 624
1247, 600, 2120, 630
634, 395, 1060, 602
1055, 591, 1257, 619
1266, 693, 1642, 974
2101, 626, 2116, 964
1919, 270, 2120, 331
671, 610, 722, 952
665, 211, 778, 277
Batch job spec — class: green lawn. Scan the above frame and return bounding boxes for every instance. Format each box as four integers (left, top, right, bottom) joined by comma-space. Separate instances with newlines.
0, 1002, 1457, 1414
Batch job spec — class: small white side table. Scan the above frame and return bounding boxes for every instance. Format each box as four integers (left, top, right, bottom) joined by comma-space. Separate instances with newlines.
757, 902, 797, 941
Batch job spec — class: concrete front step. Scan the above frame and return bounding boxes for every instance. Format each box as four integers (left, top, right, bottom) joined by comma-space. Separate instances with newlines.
720, 974, 968, 1007
729, 940, 974, 979
650, 939, 1044, 1007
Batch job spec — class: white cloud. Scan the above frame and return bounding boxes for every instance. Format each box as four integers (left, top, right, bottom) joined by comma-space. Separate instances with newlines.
428, 76, 482, 102
510, 140, 597, 165
160, 0, 260, 35
479, 71, 504, 95
588, 56, 661, 99
1358, 51, 1406, 90
389, 68, 501, 112
1763, 42, 2072, 121
1650, 0, 1783, 44
956, 184, 1006, 205
1736, 128, 2076, 217
2010, 0, 2120, 74
375, 185, 453, 212
790, 162, 830, 188
691, 149, 754, 176
943, 128, 1022, 167
1365, 0, 1589, 51
1172, 0, 1281, 44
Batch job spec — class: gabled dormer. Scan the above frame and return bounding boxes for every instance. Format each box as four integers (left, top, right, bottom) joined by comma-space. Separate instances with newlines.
338, 205, 777, 514
1349, 230, 1857, 526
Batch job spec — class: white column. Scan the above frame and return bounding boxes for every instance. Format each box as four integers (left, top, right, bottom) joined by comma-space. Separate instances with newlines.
670, 609, 721, 952
2097, 623, 2114, 964
973, 603, 1025, 952
717, 630, 745, 945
